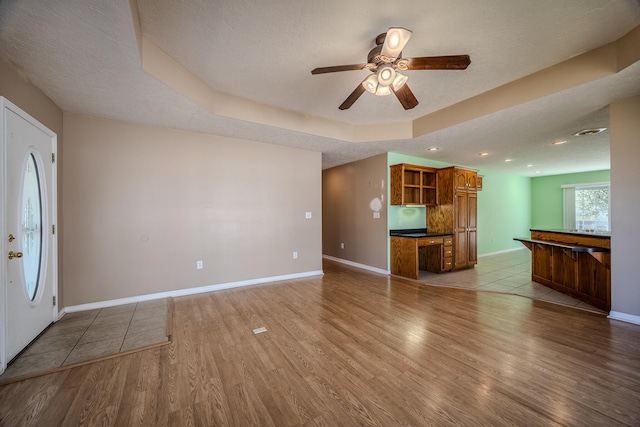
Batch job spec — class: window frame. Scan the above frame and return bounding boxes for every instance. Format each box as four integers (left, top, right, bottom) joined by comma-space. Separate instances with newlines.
562, 182, 610, 231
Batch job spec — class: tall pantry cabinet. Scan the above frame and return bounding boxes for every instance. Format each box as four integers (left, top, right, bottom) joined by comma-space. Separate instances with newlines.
427, 167, 478, 270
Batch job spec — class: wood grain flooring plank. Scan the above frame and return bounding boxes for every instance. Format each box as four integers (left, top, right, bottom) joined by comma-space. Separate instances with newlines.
1, 259, 639, 426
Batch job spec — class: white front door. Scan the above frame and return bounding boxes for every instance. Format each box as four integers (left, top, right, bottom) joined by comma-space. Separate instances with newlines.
1, 98, 57, 370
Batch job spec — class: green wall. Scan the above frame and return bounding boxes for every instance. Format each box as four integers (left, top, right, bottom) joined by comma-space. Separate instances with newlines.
477, 170, 531, 254
387, 153, 531, 256
531, 170, 610, 229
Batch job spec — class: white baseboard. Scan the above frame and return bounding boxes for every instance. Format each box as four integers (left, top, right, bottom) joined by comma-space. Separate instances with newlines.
322, 255, 390, 275
62, 270, 324, 314
608, 311, 640, 326
478, 247, 527, 258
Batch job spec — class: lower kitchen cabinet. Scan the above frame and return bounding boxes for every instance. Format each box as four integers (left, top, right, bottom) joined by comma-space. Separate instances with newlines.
390, 235, 453, 279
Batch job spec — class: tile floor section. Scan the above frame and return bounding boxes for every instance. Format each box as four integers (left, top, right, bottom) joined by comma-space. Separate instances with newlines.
0, 298, 169, 382
419, 249, 607, 314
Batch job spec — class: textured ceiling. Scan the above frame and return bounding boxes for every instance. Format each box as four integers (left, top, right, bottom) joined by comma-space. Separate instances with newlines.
1, 0, 639, 175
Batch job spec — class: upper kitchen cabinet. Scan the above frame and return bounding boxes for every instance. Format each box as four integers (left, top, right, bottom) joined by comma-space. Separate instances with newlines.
454, 168, 479, 192
390, 163, 438, 206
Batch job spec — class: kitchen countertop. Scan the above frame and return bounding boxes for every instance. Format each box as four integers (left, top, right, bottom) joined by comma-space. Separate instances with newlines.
529, 228, 610, 238
389, 228, 452, 238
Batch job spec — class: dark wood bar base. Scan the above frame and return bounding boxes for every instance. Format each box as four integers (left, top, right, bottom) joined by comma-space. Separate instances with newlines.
515, 230, 611, 311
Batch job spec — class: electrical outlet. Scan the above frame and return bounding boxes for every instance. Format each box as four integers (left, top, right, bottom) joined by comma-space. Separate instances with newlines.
341, 243, 344, 249
305, 211, 312, 219
293, 251, 298, 259
196, 260, 203, 269
253, 327, 267, 334
373, 212, 380, 219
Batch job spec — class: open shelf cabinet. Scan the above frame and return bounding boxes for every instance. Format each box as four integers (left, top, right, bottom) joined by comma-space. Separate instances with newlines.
390, 164, 438, 206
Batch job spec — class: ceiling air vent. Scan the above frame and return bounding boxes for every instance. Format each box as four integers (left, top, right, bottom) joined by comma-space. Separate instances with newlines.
573, 127, 607, 136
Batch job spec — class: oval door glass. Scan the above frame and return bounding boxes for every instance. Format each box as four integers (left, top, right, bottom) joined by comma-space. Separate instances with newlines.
21, 153, 43, 301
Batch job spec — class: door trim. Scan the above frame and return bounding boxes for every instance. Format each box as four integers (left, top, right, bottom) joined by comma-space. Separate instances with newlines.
0, 97, 58, 373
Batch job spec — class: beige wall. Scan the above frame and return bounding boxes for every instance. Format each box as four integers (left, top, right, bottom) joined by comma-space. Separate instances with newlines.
62, 114, 322, 306
610, 95, 640, 318
0, 53, 65, 306
322, 154, 388, 270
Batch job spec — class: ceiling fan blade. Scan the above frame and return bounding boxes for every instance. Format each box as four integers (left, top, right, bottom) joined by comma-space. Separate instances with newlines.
405, 55, 471, 70
339, 83, 366, 110
311, 64, 368, 74
392, 84, 419, 110
380, 27, 412, 61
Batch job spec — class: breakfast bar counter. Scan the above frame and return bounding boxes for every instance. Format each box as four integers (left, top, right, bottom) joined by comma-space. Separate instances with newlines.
515, 229, 611, 311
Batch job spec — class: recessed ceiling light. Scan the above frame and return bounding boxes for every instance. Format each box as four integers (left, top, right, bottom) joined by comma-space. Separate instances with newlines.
504, 159, 512, 162
479, 152, 489, 156
553, 140, 567, 145
573, 127, 607, 136
526, 164, 533, 167
535, 171, 541, 174
427, 147, 439, 151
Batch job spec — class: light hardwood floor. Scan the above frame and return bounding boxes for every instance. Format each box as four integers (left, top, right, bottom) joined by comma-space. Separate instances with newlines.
1, 258, 639, 426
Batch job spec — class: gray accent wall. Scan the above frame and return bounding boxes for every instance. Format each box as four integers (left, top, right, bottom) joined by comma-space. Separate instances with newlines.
322, 154, 388, 270
610, 95, 640, 318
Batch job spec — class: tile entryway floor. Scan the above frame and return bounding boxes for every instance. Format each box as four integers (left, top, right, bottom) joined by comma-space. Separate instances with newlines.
0, 298, 169, 382
419, 249, 608, 314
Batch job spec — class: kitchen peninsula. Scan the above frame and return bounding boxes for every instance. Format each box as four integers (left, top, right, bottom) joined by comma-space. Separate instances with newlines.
515, 229, 611, 311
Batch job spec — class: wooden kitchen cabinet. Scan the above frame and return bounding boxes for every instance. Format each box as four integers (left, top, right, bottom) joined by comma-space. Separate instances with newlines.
423, 235, 453, 273
427, 166, 478, 270
391, 235, 452, 278
390, 164, 438, 206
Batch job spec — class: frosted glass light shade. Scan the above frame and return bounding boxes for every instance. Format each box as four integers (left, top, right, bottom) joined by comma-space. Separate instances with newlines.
392, 73, 408, 90
381, 27, 412, 59
362, 74, 379, 93
377, 65, 396, 86
375, 85, 391, 96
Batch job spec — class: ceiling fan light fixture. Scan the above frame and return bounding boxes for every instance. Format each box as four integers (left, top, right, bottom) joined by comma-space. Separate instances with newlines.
392, 73, 408, 90
377, 65, 396, 87
362, 74, 379, 93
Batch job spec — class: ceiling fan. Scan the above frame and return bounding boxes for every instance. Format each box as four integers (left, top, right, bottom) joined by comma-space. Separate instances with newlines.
311, 27, 471, 110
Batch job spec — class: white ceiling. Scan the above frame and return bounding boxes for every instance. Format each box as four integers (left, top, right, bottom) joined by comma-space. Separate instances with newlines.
1, 0, 639, 175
